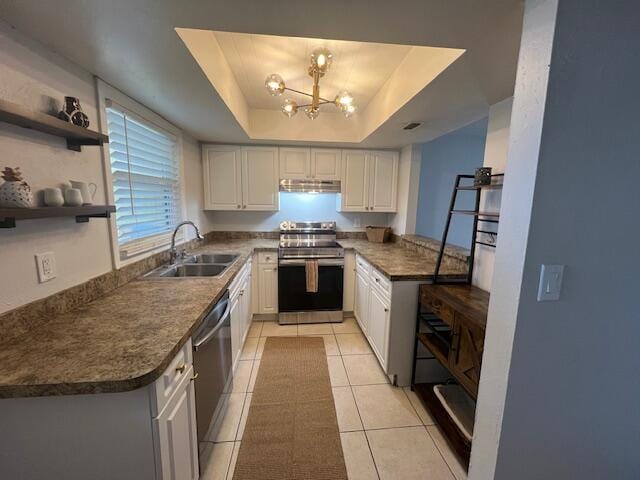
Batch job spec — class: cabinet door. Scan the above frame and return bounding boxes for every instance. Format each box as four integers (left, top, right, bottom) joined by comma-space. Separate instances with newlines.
258, 265, 278, 314
242, 147, 279, 210
230, 294, 242, 368
280, 147, 311, 179
311, 148, 341, 180
343, 251, 356, 312
202, 146, 242, 210
341, 150, 370, 212
368, 287, 390, 370
354, 269, 370, 334
450, 317, 484, 398
369, 151, 399, 212
240, 277, 251, 342
154, 371, 199, 480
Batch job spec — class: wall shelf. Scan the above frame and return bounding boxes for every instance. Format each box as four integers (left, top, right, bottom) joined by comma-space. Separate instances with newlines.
0, 205, 116, 228
0, 99, 109, 151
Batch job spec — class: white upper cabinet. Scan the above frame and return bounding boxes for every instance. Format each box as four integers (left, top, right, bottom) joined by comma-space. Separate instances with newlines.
203, 145, 279, 211
340, 150, 398, 212
203, 145, 243, 210
369, 151, 399, 212
279, 147, 311, 179
341, 150, 370, 211
311, 148, 341, 180
242, 147, 279, 210
279, 147, 342, 181
204, 145, 395, 212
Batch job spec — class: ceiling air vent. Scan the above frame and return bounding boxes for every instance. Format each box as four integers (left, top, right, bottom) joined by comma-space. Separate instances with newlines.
402, 122, 423, 130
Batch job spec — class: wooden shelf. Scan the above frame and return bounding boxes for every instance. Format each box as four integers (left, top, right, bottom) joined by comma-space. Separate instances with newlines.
0, 205, 115, 228
0, 99, 109, 151
456, 184, 503, 191
451, 210, 500, 217
413, 383, 470, 469
417, 332, 451, 369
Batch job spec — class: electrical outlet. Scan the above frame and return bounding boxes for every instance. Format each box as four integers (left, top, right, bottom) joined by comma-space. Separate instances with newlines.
35, 252, 57, 283
353, 216, 361, 228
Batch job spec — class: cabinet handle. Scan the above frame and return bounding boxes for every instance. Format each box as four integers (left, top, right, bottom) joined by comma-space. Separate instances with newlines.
240, 290, 245, 296
237, 204, 241, 209
175, 364, 186, 374
242, 205, 247, 209
375, 278, 379, 282
384, 308, 389, 312
190, 373, 199, 382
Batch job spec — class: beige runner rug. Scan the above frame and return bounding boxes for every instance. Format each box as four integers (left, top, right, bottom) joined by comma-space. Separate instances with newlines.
233, 336, 348, 480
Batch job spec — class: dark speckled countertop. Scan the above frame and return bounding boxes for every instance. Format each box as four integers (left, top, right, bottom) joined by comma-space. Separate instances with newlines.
339, 239, 465, 281
0, 238, 464, 398
0, 239, 277, 399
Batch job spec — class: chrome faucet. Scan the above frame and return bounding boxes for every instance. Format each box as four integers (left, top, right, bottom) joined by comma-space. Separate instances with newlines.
169, 221, 205, 264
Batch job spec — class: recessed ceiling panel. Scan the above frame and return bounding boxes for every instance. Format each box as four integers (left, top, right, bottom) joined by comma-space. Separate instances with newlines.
176, 28, 464, 143
213, 32, 412, 110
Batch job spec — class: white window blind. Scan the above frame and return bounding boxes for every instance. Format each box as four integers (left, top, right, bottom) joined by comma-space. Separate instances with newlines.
105, 102, 182, 258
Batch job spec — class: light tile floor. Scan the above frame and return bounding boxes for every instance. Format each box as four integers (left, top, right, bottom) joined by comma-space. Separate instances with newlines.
199, 320, 467, 480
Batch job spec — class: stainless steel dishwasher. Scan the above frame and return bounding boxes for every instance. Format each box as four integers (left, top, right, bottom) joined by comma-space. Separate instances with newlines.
192, 290, 233, 444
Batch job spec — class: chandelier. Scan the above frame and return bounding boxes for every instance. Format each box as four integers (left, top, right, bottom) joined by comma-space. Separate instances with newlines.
265, 48, 356, 120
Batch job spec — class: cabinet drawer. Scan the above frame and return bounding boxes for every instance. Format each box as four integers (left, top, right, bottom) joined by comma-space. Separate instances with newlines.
370, 268, 391, 297
152, 338, 193, 416
355, 255, 371, 275
230, 261, 250, 297
420, 289, 454, 325
258, 251, 277, 265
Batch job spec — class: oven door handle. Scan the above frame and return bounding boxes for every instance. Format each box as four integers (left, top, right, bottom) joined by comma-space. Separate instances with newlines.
278, 259, 345, 267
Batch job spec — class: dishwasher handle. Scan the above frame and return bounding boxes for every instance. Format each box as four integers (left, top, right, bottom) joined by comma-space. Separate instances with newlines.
193, 299, 231, 351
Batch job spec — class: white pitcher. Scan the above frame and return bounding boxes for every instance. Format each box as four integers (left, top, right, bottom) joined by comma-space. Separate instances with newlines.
69, 180, 97, 205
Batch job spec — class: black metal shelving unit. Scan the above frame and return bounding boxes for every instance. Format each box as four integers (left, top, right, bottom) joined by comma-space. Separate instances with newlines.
433, 173, 504, 284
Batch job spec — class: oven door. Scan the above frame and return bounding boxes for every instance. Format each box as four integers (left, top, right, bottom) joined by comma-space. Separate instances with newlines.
278, 258, 344, 312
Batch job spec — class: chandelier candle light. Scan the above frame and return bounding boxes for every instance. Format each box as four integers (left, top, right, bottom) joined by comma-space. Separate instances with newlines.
265, 48, 357, 119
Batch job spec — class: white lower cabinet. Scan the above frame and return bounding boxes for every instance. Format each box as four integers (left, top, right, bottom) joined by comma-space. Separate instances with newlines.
153, 365, 199, 480
368, 285, 390, 369
353, 255, 421, 387
354, 267, 370, 334
257, 253, 278, 314
230, 291, 242, 368
230, 258, 254, 369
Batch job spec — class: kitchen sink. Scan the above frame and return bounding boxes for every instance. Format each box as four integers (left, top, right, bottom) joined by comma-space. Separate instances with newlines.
144, 263, 229, 278
184, 253, 239, 265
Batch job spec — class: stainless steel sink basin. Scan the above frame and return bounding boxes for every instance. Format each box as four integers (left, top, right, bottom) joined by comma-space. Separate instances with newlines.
144, 263, 228, 278
184, 253, 239, 265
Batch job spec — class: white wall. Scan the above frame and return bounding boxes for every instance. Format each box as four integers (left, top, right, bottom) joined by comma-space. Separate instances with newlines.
0, 21, 205, 314
472, 98, 513, 290
389, 144, 421, 235
0, 21, 113, 313
472, 0, 640, 478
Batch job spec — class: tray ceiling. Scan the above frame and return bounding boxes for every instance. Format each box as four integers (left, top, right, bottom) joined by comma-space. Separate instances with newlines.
177, 29, 464, 143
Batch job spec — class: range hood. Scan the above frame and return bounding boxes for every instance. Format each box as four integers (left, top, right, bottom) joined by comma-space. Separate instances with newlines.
279, 179, 341, 193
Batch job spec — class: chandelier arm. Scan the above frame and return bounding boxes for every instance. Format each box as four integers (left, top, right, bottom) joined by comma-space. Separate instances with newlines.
283, 87, 314, 98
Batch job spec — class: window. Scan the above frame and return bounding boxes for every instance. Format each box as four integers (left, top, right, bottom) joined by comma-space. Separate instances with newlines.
105, 101, 182, 259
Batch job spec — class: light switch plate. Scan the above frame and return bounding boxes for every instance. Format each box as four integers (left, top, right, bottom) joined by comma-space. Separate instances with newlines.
35, 252, 57, 283
537, 264, 564, 301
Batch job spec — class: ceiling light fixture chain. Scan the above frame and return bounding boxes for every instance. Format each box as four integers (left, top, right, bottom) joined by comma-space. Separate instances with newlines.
265, 47, 357, 119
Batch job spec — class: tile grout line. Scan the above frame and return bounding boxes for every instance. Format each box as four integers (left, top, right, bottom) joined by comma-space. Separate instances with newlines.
425, 425, 462, 480
348, 377, 382, 480
401, 387, 428, 426
344, 345, 382, 480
